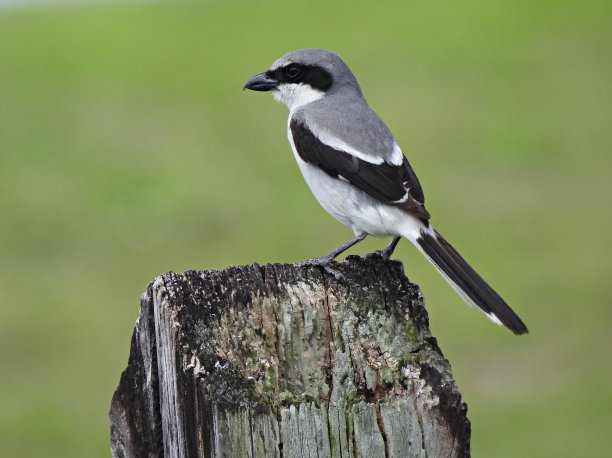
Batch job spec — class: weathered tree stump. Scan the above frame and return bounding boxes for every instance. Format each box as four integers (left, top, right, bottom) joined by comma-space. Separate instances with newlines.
109, 255, 470, 457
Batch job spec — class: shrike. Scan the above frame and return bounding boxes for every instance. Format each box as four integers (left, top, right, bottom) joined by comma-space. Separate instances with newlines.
244, 49, 527, 335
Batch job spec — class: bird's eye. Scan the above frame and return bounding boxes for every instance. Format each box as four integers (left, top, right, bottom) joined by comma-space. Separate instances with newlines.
286, 65, 300, 79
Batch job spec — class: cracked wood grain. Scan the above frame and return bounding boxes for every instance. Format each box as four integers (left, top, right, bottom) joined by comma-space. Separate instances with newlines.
110, 255, 470, 457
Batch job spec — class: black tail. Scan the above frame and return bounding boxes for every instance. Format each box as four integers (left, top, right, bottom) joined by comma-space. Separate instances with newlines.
417, 228, 528, 335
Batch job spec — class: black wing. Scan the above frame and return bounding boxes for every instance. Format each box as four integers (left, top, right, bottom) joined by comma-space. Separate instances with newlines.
291, 120, 429, 220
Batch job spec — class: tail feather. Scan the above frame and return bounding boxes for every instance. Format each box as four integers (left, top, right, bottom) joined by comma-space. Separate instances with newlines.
416, 227, 528, 335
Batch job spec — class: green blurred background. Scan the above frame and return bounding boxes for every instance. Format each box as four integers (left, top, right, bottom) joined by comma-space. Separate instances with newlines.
1, 0, 610, 456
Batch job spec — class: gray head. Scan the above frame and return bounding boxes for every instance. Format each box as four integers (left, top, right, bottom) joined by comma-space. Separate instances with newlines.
244, 49, 362, 111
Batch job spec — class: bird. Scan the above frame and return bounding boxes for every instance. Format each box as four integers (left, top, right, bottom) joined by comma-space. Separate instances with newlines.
244, 49, 528, 335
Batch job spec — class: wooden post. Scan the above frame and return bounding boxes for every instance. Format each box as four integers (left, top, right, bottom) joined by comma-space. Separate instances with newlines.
109, 255, 470, 457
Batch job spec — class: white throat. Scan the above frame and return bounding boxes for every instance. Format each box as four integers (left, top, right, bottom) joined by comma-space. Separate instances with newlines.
273, 83, 325, 113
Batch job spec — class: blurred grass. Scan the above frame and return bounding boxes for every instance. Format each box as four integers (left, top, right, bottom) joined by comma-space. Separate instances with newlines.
0, 0, 610, 456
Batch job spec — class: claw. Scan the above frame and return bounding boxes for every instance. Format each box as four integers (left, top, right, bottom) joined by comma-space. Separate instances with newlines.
298, 258, 347, 283
367, 249, 392, 261
380, 247, 395, 260
295, 234, 367, 282
321, 264, 346, 282
368, 236, 401, 261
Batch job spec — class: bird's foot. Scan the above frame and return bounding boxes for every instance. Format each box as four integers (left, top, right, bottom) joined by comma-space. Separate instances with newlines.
367, 237, 401, 261
366, 250, 391, 261
367, 248, 394, 261
298, 256, 346, 282
367, 244, 397, 261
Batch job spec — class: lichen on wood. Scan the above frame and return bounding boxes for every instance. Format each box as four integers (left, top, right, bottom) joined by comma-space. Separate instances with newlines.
110, 255, 470, 457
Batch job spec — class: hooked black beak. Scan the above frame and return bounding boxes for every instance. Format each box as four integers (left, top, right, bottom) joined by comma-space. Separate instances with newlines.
243, 72, 279, 91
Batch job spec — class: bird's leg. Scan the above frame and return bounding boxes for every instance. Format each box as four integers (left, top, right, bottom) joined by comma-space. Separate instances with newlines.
371, 236, 401, 260
300, 233, 367, 281
306, 233, 368, 264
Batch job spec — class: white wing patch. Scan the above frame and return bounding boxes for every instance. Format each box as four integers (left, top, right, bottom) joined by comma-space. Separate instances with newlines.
392, 192, 409, 204
390, 142, 403, 166
305, 124, 385, 165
